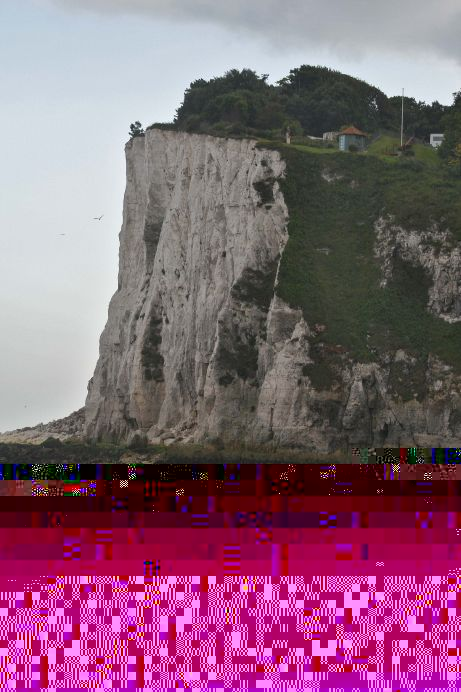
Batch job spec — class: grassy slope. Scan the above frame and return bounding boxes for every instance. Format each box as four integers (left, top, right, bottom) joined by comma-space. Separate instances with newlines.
367, 135, 441, 166
261, 142, 461, 379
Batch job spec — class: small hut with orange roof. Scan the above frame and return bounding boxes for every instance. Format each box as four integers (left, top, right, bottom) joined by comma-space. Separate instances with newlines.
338, 125, 367, 152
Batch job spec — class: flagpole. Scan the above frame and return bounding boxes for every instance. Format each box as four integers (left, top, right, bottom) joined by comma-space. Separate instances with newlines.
400, 88, 404, 148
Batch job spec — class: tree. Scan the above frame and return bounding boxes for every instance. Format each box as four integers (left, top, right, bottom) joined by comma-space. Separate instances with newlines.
204, 91, 251, 125
282, 118, 303, 137
129, 121, 145, 138
174, 69, 272, 131
439, 91, 461, 173
278, 65, 389, 134
423, 100, 448, 137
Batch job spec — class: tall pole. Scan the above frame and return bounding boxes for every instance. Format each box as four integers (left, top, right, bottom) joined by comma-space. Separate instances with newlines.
400, 88, 404, 148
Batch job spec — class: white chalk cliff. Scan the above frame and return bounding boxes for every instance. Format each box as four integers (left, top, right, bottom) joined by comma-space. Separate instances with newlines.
82, 129, 461, 452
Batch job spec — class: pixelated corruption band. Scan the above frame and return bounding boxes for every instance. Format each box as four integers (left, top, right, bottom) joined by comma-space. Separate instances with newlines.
1, 574, 461, 689
1, 461, 460, 691
0, 448, 460, 481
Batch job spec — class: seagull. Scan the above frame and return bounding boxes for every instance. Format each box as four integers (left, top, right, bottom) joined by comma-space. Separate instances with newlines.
93, 215, 104, 221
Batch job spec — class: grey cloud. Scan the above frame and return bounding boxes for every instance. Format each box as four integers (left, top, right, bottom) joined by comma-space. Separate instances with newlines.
49, 0, 461, 63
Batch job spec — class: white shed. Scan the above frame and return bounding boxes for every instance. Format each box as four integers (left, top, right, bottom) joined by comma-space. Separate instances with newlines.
430, 134, 444, 148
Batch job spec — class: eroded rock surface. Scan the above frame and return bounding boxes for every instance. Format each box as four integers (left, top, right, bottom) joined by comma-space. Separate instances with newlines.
374, 216, 461, 322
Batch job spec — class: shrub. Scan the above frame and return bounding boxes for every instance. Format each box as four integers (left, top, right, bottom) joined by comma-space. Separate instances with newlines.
64, 436, 82, 445
348, 144, 359, 153
129, 121, 145, 138
229, 123, 245, 135
210, 121, 228, 134
183, 114, 202, 132
41, 436, 62, 448
211, 437, 225, 451
397, 158, 423, 171
146, 122, 176, 131
128, 433, 149, 450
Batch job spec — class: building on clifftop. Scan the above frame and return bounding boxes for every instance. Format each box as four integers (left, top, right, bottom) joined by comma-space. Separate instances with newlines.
338, 126, 367, 152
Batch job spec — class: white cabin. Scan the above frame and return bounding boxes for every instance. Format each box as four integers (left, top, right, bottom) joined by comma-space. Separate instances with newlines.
430, 134, 444, 148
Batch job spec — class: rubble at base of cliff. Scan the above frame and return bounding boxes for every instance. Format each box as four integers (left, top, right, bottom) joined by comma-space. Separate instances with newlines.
0, 408, 85, 445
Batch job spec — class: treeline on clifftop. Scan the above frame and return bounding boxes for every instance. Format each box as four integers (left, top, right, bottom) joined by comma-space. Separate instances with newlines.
165, 65, 453, 142
438, 90, 461, 174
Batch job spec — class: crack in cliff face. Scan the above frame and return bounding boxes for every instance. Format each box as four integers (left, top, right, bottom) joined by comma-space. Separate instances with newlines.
213, 260, 282, 389
232, 261, 279, 312
143, 220, 163, 272
141, 310, 164, 382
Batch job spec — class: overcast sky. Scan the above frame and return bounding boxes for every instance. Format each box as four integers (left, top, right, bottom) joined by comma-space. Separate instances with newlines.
1, 0, 460, 433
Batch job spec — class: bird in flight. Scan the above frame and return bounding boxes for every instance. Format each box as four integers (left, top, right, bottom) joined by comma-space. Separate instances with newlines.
93, 215, 104, 221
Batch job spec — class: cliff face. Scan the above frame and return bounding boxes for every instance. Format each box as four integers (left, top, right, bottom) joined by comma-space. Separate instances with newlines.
85, 130, 461, 451
85, 131, 289, 445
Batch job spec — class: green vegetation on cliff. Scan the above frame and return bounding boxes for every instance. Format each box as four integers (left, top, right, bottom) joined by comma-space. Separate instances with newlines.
268, 143, 461, 373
